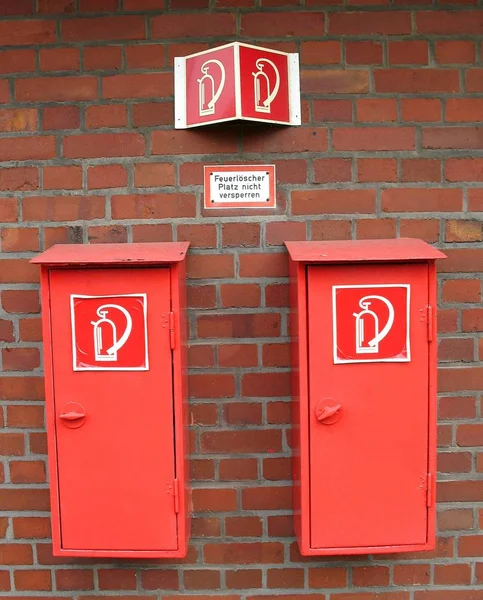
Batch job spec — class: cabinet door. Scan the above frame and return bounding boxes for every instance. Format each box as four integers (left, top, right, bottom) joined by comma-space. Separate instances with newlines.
308, 263, 429, 550
49, 268, 177, 552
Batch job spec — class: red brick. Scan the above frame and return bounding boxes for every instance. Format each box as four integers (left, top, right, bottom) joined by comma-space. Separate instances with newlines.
400, 219, 439, 243
86, 105, 127, 129
438, 451, 472, 473
292, 189, 376, 215
266, 221, 306, 246
243, 127, 327, 153
99, 569, 137, 590
186, 285, 216, 309
133, 103, 172, 127
446, 99, 483, 123
134, 163, 175, 188
226, 517, 263, 538
266, 568, 303, 589
226, 570, 262, 589
113, 193, 196, 219
64, 133, 145, 158
242, 11, 323, 36
437, 509, 474, 532
88, 225, 127, 244
311, 220, 351, 241
187, 254, 234, 279
0, 137, 55, 162
103, 73, 172, 99
222, 223, 260, 247
394, 564, 430, 585
333, 127, 414, 150
445, 220, 482, 242
314, 158, 352, 183
10, 460, 46, 483
0, 49, 36, 74
0, 0, 34, 15
37, 0, 76, 13
0, 168, 38, 192
436, 40, 475, 64
382, 188, 462, 213
358, 158, 397, 182
242, 486, 291, 510
84, 45, 122, 71
43, 106, 80, 130
152, 130, 237, 155
23, 196, 105, 221
242, 372, 291, 397
88, 165, 128, 189
224, 402, 262, 426
438, 367, 483, 392
239, 253, 288, 277
435, 564, 471, 585
308, 567, 348, 588
357, 99, 397, 122
189, 374, 235, 398
191, 459, 215, 481
184, 570, 220, 590
0, 109, 37, 132
16, 77, 97, 101
0, 433, 24, 455
301, 41, 341, 65
352, 566, 390, 587
345, 40, 383, 64
3, 346, 40, 371
43, 165, 82, 190
204, 542, 284, 564
55, 570, 95, 591
467, 69, 483, 92
62, 16, 146, 42
79, 0, 118, 11
40, 47, 79, 71
388, 40, 428, 64
1, 229, 39, 252
201, 430, 282, 453
7, 405, 44, 428
126, 44, 164, 69
219, 458, 258, 481
263, 456, 291, 480
0, 543, 33, 565
13, 517, 51, 539
424, 127, 483, 150
178, 224, 216, 248
417, 10, 483, 34
313, 99, 352, 122
442, 279, 481, 303
302, 69, 369, 94
220, 284, 261, 308
140, 569, 179, 590
218, 344, 258, 368
0, 320, 15, 343
14, 570, 51, 591
0, 80, 8, 103
0, 20, 56, 45
19, 318, 42, 343
357, 219, 396, 240
401, 99, 441, 122
198, 313, 280, 339
375, 69, 459, 93
331, 11, 410, 34
152, 13, 235, 38
0, 260, 39, 283
192, 488, 238, 512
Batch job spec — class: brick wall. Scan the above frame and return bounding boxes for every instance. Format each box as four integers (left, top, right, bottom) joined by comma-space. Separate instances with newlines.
0, 0, 483, 597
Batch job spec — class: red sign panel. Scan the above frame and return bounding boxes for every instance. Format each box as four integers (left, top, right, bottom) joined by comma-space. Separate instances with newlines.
239, 44, 290, 124
333, 285, 410, 363
71, 294, 148, 371
185, 44, 236, 127
175, 42, 300, 129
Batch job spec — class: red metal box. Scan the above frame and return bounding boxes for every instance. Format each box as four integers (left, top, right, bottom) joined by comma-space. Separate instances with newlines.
31, 242, 190, 559
285, 239, 446, 556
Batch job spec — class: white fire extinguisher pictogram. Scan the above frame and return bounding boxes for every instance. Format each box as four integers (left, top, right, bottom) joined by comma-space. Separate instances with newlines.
353, 295, 395, 354
252, 58, 280, 114
91, 304, 133, 362
198, 59, 226, 117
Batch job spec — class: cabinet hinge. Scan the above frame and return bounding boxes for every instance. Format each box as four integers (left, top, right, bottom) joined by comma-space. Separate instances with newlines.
426, 472, 434, 508
173, 478, 180, 514
169, 311, 176, 350
427, 304, 434, 343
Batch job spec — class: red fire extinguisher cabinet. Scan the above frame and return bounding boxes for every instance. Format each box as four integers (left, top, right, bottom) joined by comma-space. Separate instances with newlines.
285, 238, 446, 556
32, 242, 190, 558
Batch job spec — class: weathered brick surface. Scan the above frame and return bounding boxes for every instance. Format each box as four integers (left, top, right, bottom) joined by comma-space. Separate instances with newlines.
0, 1, 482, 597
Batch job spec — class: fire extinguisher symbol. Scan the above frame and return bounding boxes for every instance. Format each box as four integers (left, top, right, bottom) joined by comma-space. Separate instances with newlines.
353, 296, 395, 355
198, 59, 226, 117
252, 58, 280, 114
91, 304, 133, 362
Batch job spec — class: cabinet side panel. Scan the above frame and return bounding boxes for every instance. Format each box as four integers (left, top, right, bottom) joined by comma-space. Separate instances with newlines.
427, 261, 437, 549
